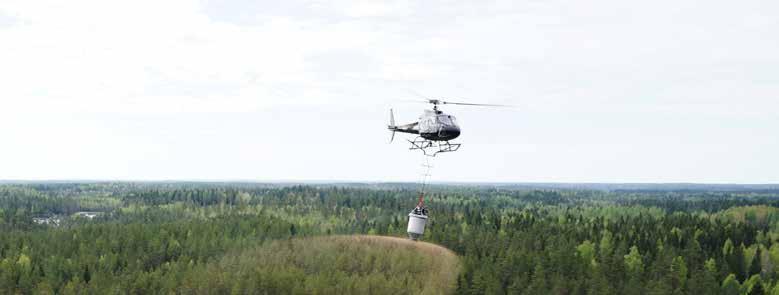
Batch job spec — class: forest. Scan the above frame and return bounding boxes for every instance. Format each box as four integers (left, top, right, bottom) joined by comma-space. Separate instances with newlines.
3, 182, 779, 294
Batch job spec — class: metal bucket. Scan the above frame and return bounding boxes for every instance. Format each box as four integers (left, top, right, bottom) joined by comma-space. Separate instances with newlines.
407, 212, 428, 240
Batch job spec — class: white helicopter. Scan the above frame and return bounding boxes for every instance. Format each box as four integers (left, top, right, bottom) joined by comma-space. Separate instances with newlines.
388, 99, 510, 156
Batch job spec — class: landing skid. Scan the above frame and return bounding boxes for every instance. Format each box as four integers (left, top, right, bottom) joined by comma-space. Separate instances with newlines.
408, 137, 461, 157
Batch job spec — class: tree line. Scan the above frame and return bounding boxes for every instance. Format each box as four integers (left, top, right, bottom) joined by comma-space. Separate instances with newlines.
3, 183, 779, 294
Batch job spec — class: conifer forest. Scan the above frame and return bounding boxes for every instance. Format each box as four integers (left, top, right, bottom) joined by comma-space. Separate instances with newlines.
3, 182, 779, 294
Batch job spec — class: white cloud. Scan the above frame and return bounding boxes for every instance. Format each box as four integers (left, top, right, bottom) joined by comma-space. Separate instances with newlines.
1, 0, 778, 182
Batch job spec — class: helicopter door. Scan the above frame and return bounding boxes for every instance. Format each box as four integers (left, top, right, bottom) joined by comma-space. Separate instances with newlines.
419, 116, 437, 133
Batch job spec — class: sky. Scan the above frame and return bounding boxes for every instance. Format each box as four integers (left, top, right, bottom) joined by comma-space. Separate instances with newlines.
0, 0, 778, 183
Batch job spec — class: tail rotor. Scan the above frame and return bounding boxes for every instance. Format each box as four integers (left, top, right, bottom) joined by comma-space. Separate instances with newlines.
389, 109, 396, 143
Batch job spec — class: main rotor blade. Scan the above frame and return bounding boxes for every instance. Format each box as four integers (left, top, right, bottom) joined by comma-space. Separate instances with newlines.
396, 98, 516, 108
398, 99, 430, 103
441, 101, 515, 107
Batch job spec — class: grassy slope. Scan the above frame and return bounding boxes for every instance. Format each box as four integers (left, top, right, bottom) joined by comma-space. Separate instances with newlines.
183, 235, 460, 294
341, 235, 461, 294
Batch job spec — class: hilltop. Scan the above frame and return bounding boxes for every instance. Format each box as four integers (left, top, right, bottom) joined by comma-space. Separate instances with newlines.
177, 235, 460, 294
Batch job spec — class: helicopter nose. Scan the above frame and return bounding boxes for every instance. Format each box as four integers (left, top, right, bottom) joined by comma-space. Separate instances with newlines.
438, 127, 461, 140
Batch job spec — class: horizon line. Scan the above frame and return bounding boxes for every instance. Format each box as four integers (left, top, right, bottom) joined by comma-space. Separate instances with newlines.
1, 179, 779, 186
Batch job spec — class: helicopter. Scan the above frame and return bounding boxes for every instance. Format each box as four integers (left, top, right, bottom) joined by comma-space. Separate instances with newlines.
388, 99, 510, 156
391, 98, 511, 240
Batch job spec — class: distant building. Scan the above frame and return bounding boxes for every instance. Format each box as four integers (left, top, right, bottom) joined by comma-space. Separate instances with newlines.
75, 212, 102, 219
33, 216, 61, 226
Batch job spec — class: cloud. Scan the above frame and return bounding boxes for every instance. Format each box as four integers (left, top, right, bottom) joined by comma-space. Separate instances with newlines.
5, 0, 775, 115
1, 0, 778, 181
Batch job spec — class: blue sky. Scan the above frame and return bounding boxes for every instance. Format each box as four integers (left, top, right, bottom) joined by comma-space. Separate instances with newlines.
0, 0, 777, 183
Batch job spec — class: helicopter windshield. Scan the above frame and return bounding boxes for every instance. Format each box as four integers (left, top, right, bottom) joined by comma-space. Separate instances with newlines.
437, 115, 457, 126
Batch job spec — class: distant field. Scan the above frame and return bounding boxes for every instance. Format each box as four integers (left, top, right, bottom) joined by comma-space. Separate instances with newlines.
179, 235, 460, 294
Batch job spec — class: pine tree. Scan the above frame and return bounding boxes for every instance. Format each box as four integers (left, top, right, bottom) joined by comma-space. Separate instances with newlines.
701, 258, 721, 294
587, 269, 615, 295
687, 268, 710, 295
599, 231, 614, 258
722, 274, 741, 295
770, 282, 779, 295
624, 246, 644, 275
727, 242, 747, 281
526, 263, 549, 294
577, 240, 596, 266
750, 247, 763, 277
644, 279, 673, 295
749, 280, 765, 295
670, 256, 688, 292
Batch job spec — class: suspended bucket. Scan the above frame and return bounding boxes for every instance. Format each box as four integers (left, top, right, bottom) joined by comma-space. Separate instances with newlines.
407, 208, 428, 241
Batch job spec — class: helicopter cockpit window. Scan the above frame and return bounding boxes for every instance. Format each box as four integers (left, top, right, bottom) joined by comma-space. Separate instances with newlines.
437, 115, 455, 126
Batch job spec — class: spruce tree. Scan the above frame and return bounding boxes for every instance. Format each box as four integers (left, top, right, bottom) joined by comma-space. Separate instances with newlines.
750, 247, 763, 277
749, 280, 765, 295
722, 274, 741, 295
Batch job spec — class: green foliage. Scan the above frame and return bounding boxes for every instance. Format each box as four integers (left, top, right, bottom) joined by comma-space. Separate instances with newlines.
2, 183, 779, 294
670, 256, 688, 291
750, 246, 764, 278
705, 258, 718, 273
577, 240, 597, 266
722, 274, 741, 295
745, 274, 766, 295
175, 235, 458, 294
624, 246, 644, 275
718, 205, 779, 228
599, 230, 614, 257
